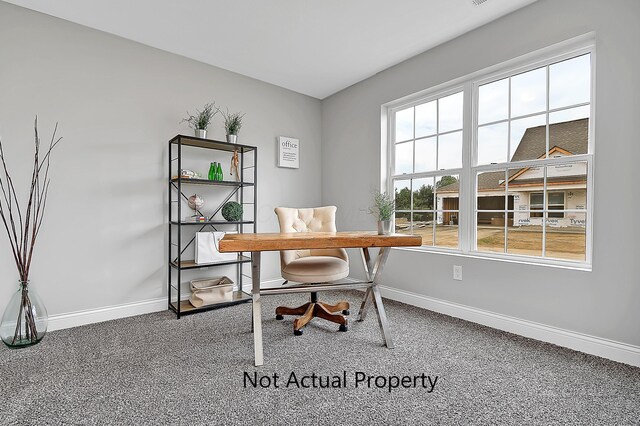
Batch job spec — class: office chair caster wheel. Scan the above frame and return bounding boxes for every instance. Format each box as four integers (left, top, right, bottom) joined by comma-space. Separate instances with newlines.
276, 314, 284, 320
294, 329, 303, 336
338, 324, 348, 332
342, 309, 350, 316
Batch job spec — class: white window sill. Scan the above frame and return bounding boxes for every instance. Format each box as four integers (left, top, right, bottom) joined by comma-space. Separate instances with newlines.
392, 246, 592, 272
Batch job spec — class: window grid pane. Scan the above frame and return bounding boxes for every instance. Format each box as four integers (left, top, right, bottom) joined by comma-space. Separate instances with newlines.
395, 107, 414, 142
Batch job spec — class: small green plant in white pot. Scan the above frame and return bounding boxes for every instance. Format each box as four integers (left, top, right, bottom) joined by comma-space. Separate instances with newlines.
369, 191, 395, 235
182, 102, 218, 139
221, 109, 245, 144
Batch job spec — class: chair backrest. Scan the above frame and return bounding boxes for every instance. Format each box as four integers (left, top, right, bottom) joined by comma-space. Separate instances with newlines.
274, 206, 348, 268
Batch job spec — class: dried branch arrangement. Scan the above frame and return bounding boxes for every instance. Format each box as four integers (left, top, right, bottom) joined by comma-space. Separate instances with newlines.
0, 117, 62, 345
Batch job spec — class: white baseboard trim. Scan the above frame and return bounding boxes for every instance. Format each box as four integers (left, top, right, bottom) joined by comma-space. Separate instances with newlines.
259, 278, 287, 288
48, 278, 285, 332
48, 297, 167, 332
378, 286, 640, 368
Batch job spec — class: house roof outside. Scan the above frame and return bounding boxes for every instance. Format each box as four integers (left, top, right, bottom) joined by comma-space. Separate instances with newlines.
436, 118, 588, 194
511, 117, 588, 161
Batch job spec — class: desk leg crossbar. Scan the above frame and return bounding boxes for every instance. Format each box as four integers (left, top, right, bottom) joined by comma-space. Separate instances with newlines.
250, 247, 394, 366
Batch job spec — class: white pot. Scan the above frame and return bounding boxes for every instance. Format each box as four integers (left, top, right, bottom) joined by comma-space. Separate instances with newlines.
226, 134, 237, 144
195, 129, 207, 139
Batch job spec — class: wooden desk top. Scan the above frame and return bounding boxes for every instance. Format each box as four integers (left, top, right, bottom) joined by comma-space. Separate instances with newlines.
218, 231, 422, 252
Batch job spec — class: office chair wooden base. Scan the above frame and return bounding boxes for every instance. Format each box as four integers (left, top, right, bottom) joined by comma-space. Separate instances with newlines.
275, 292, 350, 335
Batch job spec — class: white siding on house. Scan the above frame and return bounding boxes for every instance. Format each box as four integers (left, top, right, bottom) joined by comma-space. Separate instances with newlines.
511, 161, 587, 227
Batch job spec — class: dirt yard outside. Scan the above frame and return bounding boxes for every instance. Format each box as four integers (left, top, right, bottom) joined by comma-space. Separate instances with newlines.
396, 221, 586, 261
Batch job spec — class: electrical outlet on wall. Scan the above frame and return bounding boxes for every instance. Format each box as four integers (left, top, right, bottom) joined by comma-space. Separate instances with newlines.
453, 265, 463, 281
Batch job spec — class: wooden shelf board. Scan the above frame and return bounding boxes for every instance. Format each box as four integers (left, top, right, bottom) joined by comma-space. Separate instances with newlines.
169, 291, 252, 314
170, 177, 254, 187
170, 220, 254, 226
169, 135, 256, 153
170, 256, 252, 270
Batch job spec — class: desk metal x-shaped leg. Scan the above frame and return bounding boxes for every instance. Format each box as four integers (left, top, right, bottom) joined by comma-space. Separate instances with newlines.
357, 247, 394, 349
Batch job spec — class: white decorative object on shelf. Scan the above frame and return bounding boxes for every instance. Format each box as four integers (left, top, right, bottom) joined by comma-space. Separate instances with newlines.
187, 194, 204, 211
180, 169, 197, 178
195, 232, 236, 264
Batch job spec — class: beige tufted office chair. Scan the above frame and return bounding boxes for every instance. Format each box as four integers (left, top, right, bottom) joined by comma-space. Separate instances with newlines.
274, 206, 350, 335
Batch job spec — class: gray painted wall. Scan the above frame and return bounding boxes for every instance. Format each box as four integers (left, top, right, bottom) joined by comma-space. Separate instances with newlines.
322, 0, 640, 346
0, 3, 322, 315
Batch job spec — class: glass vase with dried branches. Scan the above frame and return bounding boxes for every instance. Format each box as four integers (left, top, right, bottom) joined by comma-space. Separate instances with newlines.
0, 118, 62, 348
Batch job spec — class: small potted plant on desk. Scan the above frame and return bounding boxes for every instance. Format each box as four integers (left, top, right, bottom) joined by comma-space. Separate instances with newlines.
182, 102, 218, 139
369, 191, 395, 235
221, 109, 245, 144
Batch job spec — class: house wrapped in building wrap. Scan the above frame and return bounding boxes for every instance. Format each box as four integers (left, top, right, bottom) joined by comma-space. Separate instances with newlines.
436, 118, 587, 229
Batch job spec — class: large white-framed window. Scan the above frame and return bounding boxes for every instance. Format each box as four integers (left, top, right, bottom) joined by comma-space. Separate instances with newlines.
385, 37, 594, 268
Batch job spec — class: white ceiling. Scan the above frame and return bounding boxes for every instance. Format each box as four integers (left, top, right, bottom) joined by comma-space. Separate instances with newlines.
4, 0, 537, 99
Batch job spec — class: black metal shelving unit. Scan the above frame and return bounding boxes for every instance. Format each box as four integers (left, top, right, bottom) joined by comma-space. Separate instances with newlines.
168, 135, 257, 318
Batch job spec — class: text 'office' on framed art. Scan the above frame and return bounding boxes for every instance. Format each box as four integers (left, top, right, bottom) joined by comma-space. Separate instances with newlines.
277, 136, 299, 169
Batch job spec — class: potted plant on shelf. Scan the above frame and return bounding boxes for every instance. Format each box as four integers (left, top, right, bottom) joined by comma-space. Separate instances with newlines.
182, 102, 218, 139
221, 109, 245, 144
0, 118, 62, 348
369, 191, 395, 235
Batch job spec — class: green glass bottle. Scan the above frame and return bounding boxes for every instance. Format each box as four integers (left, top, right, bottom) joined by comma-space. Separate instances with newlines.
217, 162, 224, 181
208, 162, 216, 180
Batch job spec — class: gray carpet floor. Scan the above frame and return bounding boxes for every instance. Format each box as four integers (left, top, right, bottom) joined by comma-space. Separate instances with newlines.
1, 291, 639, 426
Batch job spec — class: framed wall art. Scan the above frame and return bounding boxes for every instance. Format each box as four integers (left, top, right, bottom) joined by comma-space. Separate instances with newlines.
277, 136, 299, 169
